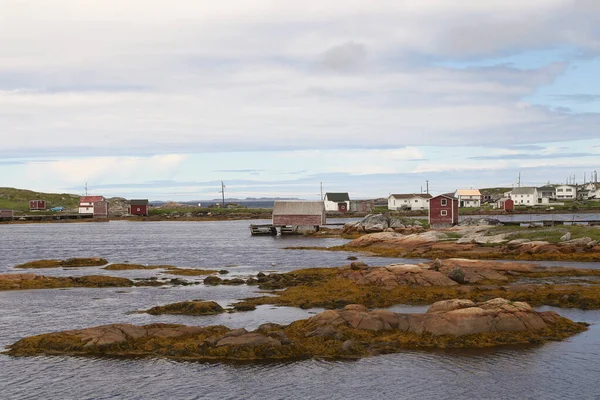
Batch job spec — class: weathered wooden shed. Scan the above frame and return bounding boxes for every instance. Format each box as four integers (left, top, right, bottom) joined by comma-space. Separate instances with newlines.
272, 201, 326, 226
29, 200, 46, 211
428, 194, 459, 228
0, 209, 14, 219
349, 200, 374, 213
129, 199, 149, 216
93, 200, 109, 218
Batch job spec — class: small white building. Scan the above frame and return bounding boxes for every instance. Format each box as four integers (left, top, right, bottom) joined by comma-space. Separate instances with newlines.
323, 193, 350, 212
504, 187, 539, 205
79, 196, 106, 214
454, 189, 481, 208
555, 185, 576, 200
387, 194, 432, 210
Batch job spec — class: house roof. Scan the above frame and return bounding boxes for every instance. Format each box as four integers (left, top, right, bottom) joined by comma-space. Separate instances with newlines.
509, 187, 536, 195
324, 192, 350, 202
273, 201, 324, 215
455, 189, 481, 196
80, 196, 105, 203
389, 193, 432, 200
130, 199, 149, 206
537, 186, 556, 191
432, 194, 457, 200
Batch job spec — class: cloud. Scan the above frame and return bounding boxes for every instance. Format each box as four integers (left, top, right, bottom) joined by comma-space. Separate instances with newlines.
317, 42, 367, 73
468, 152, 598, 160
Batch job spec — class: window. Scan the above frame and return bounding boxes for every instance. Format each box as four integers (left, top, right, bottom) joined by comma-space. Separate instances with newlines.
441, 210, 447, 216
557, 188, 563, 192
414, 199, 418, 203
441, 199, 447, 206
566, 188, 572, 192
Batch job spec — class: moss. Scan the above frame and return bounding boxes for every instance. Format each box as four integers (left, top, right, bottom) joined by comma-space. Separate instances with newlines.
144, 300, 225, 315
6, 315, 587, 361
0, 275, 134, 291
164, 267, 219, 276
232, 266, 600, 311
15, 258, 109, 269
103, 264, 170, 271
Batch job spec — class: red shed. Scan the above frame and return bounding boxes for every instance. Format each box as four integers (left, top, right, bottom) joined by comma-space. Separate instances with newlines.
496, 198, 514, 212
428, 194, 459, 228
93, 200, 109, 218
0, 209, 14, 218
29, 200, 46, 211
129, 199, 149, 216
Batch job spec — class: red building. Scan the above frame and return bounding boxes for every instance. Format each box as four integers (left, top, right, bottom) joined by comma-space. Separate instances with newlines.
272, 201, 326, 226
129, 199, 149, 216
29, 200, 46, 211
496, 198, 514, 212
428, 194, 459, 228
0, 209, 14, 218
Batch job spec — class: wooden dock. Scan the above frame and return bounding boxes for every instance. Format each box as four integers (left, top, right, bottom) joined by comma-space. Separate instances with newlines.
0, 213, 100, 223
250, 223, 345, 236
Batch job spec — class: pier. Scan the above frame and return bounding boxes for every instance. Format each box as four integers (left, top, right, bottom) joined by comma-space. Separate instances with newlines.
250, 223, 345, 236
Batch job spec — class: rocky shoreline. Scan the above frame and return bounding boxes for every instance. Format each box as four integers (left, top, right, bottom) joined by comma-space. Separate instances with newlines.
5, 299, 587, 361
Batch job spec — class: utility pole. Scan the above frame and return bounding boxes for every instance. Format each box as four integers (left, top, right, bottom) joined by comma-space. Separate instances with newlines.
518, 172, 520, 188
426, 180, 429, 194
320, 182, 323, 200
84, 182, 88, 196
220, 181, 225, 207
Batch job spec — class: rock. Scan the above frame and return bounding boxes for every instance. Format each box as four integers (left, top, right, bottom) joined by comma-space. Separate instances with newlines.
341, 340, 355, 354
347, 256, 358, 261
350, 261, 368, 270
560, 232, 572, 241
216, 333, 281, 347
384, 228, 395, 232
447, 267, 466, 284
218, 270, 229, 275
305, 325, 343, 340
145, 300, 224, 315
358, 214, 389, 233
203, 276, 223, 285
563, 237, 592, 246
222, 278, 245, 285
224, 328, 248, 337
431, 258, 443, 271
256, 272, 266, 278
427, 299, 475, 313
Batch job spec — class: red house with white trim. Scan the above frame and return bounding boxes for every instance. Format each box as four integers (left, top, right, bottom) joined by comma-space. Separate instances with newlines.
428, 194, 459, 228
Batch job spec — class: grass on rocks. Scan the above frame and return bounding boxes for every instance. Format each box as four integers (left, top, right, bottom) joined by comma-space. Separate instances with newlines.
15, 258, 109, 269
144, 300, 225, 315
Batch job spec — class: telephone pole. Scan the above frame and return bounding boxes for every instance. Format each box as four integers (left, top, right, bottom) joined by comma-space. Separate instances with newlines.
518, 172, 520, 188
84, 182, 88, 196
320, 182, 323, 200
220, 181, 225, 207
426, 180, 429, 194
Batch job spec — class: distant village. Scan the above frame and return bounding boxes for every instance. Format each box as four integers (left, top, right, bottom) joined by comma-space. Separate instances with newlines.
2, 180, 600, 229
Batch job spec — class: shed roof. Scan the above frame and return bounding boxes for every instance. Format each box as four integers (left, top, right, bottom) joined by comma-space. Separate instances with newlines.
273, 201, 324, 215
509, 187, 536, 195
389, 193, 432, 200
432, 194, 458, 200
455, 189, 481, 196
324, 192, 350, 202
130, 199, 149, 205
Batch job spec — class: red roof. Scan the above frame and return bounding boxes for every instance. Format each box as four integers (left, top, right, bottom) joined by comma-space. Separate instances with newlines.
80, 196, 105, 203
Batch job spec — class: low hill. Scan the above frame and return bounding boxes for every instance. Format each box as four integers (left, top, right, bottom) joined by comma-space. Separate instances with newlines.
0, 187, 80, 212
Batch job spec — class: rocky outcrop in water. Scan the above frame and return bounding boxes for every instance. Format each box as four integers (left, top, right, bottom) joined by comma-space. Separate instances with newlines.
144, 300, 225, 315
14, 258, 109, 269
0, 273, 133, 290
5, 299, 587, 361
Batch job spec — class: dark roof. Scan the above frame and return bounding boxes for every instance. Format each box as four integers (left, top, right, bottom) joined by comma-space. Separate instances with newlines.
432, 193, 458, 200
538, 186, 556, 191
325, 192, 350, 202
510, 187, 536, 195
130, 199, 149, 205
390, 193, 432, 199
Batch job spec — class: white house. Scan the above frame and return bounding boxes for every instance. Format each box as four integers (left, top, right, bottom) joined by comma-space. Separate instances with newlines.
79, 196, 106, 214
388, 194, 432, 210
454, 189, 481, 208
504, 187, 539, 205
555, 185, 576, 200
323, 193, 350, 212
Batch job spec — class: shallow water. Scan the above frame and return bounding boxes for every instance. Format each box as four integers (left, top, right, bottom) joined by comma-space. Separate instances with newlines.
1, 221, 599, 399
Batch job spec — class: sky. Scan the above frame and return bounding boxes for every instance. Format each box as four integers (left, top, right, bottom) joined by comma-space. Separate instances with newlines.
1, 0, 599, 200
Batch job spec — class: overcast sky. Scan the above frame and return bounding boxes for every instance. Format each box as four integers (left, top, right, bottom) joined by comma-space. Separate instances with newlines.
1, 0, 599, 200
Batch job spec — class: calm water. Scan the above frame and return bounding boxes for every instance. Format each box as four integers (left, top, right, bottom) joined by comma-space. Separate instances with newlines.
1, 221, 599, 400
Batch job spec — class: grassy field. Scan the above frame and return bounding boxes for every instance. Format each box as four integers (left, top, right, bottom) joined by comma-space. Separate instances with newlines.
0, 187, 80, 212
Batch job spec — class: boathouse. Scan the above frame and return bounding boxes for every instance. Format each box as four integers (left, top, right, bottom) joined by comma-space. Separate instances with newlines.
129, 199, 149, 216
495, 198, 514, 211
324, 192, 350, 212
0, 209, 14, 219
428, 194, 459, 228
272, 201, 326, 226
29, 200, 46, 211
79, 196, 108, 216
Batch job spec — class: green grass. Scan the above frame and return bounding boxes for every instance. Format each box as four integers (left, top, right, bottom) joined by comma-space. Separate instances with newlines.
0, 187, 80, 212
